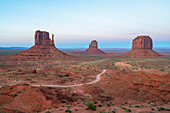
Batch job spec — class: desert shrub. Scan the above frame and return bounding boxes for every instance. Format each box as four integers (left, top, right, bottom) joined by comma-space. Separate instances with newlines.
78, 105, 81, 107
150, 111, 155, 113
147, 101, 151, 104
157, 107, 167, 111
160, 69, 164, 71
75, 109, 78, 111
86, 101, 97, 111
112, 109, 116, 113
65, 109, 72, 113
166, 99, 170, 102
59, 109, 63, 111
166, 99, 170, 104
122, 107, 131, 112
107, 103, 110, 107
140, 105, 144, 107
45, 109, 51, 113
150, 103, 157, 106
98, 103, 102, 107
36, 110, 40, 113
14, 93, 17, 97
125, 108, 131, 112
135, 104, 140, 107
67, 105, 70, 109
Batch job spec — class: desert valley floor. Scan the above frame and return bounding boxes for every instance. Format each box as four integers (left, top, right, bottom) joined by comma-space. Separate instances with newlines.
0, 48, 170, 113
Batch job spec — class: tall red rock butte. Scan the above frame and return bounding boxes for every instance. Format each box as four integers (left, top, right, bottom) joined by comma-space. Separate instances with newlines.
85, 40, 106, 55
124, 36, 162, 58
5, 30, 70, 61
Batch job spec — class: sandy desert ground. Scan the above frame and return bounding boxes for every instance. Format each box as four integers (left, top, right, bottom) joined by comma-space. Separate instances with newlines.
0, 49, 170, 113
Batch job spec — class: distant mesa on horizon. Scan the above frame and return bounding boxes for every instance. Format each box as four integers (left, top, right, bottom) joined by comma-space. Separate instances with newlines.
4, 30, 71, 61
124, 35, 163, 58
70, 40, 107, 55
85, 40, 106, 55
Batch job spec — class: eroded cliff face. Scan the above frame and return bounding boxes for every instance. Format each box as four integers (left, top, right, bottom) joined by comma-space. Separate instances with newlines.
89, 40, 98, 48
34, 30, 54, 46
85, 40, 106, 55
124, 36, 162, 58
132, 36, 152, 50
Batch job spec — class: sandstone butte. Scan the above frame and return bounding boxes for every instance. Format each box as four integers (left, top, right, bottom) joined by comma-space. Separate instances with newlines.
85, 40, 106, 55
124, 36, 163, 58
5, 30, 71, 61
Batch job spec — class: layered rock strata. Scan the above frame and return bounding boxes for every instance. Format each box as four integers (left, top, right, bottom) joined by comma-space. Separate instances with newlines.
124, 36, 162, 58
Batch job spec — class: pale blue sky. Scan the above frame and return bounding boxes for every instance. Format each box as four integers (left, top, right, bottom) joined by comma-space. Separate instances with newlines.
0, 0, 170, 48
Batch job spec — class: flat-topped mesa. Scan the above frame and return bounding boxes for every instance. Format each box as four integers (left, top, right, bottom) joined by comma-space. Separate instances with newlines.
132, 36, 152, 50
124, 35, 163, 58
35, 30, 54, 46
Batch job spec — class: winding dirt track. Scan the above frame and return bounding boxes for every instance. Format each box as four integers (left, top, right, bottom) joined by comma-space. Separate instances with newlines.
0, 69, 106, 88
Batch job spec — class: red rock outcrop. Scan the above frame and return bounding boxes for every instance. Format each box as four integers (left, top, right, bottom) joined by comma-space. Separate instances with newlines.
85, 40, 106, 55
35, 30, 54, 46
132, 36, 152, 49
124, 36, 163, 58
5, 30, 71, 61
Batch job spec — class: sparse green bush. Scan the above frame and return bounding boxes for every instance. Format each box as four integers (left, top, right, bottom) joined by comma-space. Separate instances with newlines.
86, 101, 96, 111
122, 107, 131, 112
98, 103, 102, 107
107, 103, 110, 107
112, 109, 116, 113
67, 105, 70, 109
125, 108, 131, 112
65, 109, 72, 113
135, 104, 140, 107
150, 111, 155, 113
14, 93, 17, 97
160, 69, 164, 71
147, 101, 151, 104
36, 110, 40, 113
157, 107, 167, 111
59, 109, 63, 111
1, 111, 7, 113
75, 109, 78, 111
45, 109, 51, 113
54, 106, 58, 108
166, 99, 170, 103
